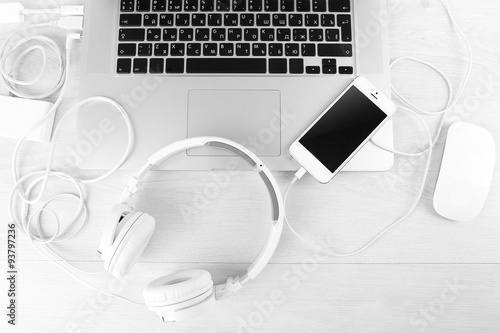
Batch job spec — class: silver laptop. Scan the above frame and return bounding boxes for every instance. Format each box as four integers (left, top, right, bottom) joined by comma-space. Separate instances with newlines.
77, 0, 394, 171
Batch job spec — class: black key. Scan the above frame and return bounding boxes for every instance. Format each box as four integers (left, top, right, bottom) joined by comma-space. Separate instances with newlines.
216, 0, 231, 11
208, 14, 222, 26
293, 29, 307, 41
166, 58, 184, 73
119, 29, 145, 41
240, 14, 255, 26
233, 0, 246, 11
301, 43, 315, 56
306, 65, 320, 74
118, 43, 136, 56
285, 43, 299, 56
325, 28, 340, 41
203, 43, 218, 55
176, 14, 190, 26
317, 43, 352, 56
138, 43, 152, 56
309, 29, 323, 41
288, 14, 303, 26
163, 28, 177, 41
228, 28, 243, 41
120, 14, 142, 26
170, 43, 185, 55
305, 14, 319, 26
339, 66, 353, 74
187, 43, 202, 55
150, 58, 164, 73
192, 14, 206, 26
296, 0, 310, 12
312, 0, 326, 12
322, 58, 336, 74
153, 0, 167, 11
121, 1, 135, 12
236, 43, 251, 56
186, 58, 267, 73
257, 14, 271, 26
244, 28, 259, 41
289, 58, 304, 74
220, 43, 234, 56
273, 14, 286, 26
277, 28, 291, 41
252, 43, 266, 56
329, 0, 350, 12
269, 59, 287, 73
179, 28, 194, 41
321, 14, 335, 26
154, 43, 169, 55
268, 43, 283, 56
225, 14, 239, 26
117, 58, 132, 73
248, 0, 262, 11
200, 0, 214, 11
184, 0, 198, 11
280, 0, 294, 12
323, 66, 336, 74
195, 28, 210, 40
260, 28, 275, 41
133, 58, 148, 73
147, 28, 162, 41
264, 0, 278, 11
136, 0, 150, 11
211, 28, 226, 41
144, 14, 158, 26
168, 0, 183, 11
337, 14, 352, 42
160, 14, 174, 26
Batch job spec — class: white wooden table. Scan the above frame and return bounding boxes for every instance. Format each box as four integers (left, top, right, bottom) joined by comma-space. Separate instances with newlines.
1, 0, 499, 332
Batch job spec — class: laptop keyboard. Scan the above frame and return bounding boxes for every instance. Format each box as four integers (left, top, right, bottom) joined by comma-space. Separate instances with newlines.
116, 0, 354, 75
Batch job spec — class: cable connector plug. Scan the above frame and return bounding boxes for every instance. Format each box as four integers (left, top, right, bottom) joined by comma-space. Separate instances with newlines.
294, 167, 307, 180
21, 5, 85, 17
49, 16, 84, 31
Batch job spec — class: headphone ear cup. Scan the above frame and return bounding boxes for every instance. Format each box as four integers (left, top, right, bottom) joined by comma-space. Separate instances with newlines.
104, 212, 156, 278
143, 269, 215, 322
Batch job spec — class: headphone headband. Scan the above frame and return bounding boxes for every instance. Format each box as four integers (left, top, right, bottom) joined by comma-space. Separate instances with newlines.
112, 137, 284, 300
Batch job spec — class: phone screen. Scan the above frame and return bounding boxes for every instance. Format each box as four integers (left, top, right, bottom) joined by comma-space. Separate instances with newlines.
299, 86, 388, 173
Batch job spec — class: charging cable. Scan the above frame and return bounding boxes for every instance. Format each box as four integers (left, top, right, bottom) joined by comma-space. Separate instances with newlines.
285, 0, 473, 256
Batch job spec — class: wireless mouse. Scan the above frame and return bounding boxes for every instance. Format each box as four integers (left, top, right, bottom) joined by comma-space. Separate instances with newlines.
433, 122, 496, 222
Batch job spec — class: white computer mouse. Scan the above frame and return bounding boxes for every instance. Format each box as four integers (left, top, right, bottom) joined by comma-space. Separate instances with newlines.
433, 122, 496, 222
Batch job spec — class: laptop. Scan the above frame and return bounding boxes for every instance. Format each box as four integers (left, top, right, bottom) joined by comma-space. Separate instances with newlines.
76, 0, 394, 171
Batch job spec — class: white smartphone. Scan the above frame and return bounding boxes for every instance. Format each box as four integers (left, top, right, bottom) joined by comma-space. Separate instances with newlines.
289, 76, 397, 184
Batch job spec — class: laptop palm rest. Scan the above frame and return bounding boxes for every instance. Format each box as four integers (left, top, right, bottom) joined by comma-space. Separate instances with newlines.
187, 90, 282, 157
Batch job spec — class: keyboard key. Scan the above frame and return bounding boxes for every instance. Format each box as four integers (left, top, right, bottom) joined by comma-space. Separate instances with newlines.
119, 29, 145, 41
301, 43, 315, 56
168, 0, 183, 11
285, 43, 299, 56
163, 28, 177, 41
317, 43, 352, 56
216, 0, 231, 11
309, 28, 323, 41
293, 28, 307, 41
170, 43, 185, 55
195, 28, 210, 40
233, 0, 246, 11
321, 14, 335, 26
118, 43, 136, 56
121, 0, 135, 12
179, 28, 194, 41
117, 58, 132, 73
138, 43, 152, 56
204, 43, 218, 55
200, 0, 215, 11
260, 28, 275, 41
306, 65, 320, 74
305, 14, 319, 26
248, 0, 262, 11
325, 28, 339, 41
225, 14, 239, 26
152, 0, 167, 11
312, 0, 326, 12
154, 43, 169, 55
133, 58, 148, 73
322, 58, 336, 74
268, 43, 283, 56
208, 13, 222, 26
147, 28, 162, 41
240, 14, 255, 26
187, 43, 202, 55
288, 14, 303, 26
144, 14, 158, 26
339, 66, 353, 74
166, 58, 184, 73
192, 14, 206, 26
136, 0, 150, 11
244, 28, 259, 41
186, 58, 267, 73
277, 28, 291, 41
289, 58, 304, 73
257, 14, 271, 26
272, 14, 286, 26
120, 14, 141, 26
150, 58, 165, 73
176, 13, 190, 26
184, 0, 198, 11
269, 58, 287, 73
160, 14, 174, 26
220, 43, 234, 56
252, 43, 267, 56
280, 0, 294, 12
264, 0, 279, 11
228, 28, 243, 41
329, 0, 350, 12
296, 0, 310, 12
236, 43, 251, 56
212, 28, 226, 41
337, 14, 352, 42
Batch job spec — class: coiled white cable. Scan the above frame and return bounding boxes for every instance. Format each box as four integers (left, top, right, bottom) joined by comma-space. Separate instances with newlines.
285, 0, 473, 256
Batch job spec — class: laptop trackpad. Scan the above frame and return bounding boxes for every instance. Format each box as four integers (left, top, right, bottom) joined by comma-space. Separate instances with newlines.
187, 90, 281, 157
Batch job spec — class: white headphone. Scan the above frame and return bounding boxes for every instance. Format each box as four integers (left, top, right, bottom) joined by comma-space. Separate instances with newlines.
97, 137, 284, 322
